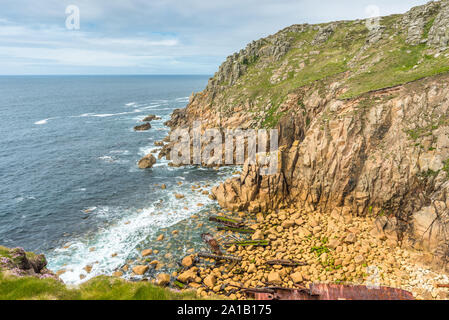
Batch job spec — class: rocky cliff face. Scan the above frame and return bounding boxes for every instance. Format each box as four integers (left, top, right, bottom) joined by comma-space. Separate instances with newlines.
163, 1, 449, 264
0, 246, 59, 280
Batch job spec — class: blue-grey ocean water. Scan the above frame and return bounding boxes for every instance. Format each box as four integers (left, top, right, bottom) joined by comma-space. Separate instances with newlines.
0, 75, 234, 283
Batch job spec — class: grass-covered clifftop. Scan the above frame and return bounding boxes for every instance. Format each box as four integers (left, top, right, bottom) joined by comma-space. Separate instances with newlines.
0, 273, 200, 300
0, 246, 200, 300
187, 0, 449, 129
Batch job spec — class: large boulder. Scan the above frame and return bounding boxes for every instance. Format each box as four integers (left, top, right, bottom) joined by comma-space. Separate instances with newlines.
138, 154, 156, 169
134, 123, 151, 131
132, 265, 149, 275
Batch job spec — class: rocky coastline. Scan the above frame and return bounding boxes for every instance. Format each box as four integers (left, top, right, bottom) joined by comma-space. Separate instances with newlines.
3, 0, 449, 301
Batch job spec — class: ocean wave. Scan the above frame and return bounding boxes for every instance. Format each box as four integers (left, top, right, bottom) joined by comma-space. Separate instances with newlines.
46, 175, 229, 285
34, 119, 49, 125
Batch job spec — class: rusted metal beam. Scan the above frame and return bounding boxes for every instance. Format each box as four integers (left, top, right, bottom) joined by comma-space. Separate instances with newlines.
197, 252, 242, 262
265, 259, 307, 267
249, 284, 414, 300
201, 233, 223, 256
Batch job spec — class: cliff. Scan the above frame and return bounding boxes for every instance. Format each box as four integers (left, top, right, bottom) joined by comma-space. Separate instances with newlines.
162, 0, 449, 265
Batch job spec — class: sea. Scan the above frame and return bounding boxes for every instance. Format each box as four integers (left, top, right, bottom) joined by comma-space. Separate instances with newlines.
0, 75, 236, 284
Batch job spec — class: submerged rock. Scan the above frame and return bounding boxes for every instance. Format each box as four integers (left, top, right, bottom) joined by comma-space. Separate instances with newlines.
134, 123, 151, 131
142, 114, 161, 122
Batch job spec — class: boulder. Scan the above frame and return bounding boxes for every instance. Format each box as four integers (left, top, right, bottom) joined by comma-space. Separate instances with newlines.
344, 233, 356, 243
132, 265, 149, 275
177, 269, 196, 283
142, 114, 160, 122
182, 255, 194, 268
251, 230, 264, 240
203, 274, 216, 288
290, 272, 303, 283
134, 123, 151, 131
138, 154, 156, 169
157, 273, 171, 286
267, 271, 282, 285
141, 249, 153, 257
247, 263, 257, 273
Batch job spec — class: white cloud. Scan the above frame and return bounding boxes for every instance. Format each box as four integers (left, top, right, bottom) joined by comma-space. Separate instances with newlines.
0, 0, 431, 74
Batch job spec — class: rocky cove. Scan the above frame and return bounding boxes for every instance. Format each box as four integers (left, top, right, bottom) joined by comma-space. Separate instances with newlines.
3, 0, 449, 300
137, 0, 449, 299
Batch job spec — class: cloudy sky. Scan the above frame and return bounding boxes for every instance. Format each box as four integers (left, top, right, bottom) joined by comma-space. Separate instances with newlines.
0, 0, 429, 75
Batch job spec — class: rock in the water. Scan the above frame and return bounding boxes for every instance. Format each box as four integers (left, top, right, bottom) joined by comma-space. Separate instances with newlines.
138, 154, 156, 169
142, 114, 160, 122
182, 255, 194, 268
132, 265, 149, 275
134, 123, 151, 131
141, 249, 153, 257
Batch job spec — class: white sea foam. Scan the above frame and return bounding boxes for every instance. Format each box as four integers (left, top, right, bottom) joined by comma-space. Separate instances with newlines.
35, 119, 49, 125
46, 173, 231, 285
98, 155, 114, 162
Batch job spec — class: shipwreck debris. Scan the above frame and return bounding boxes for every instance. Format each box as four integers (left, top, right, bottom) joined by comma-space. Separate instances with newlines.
265, 259, 307, 267
246, 283, 414, 300
217, 226, 255, 234
209, 215, 244, 227
197, 252, 242, 262
201, 233, 223, 256
224, 240, 270, 247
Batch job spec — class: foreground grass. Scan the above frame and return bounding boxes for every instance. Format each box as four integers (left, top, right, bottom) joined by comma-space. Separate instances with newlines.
0, 273, 201, 300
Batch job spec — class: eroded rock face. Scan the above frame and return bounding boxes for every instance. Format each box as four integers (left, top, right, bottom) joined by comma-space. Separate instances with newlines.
212, 74, 449, 261
428, 1, 449, 48
160, 1, 449, 263
402, 1, 441, 45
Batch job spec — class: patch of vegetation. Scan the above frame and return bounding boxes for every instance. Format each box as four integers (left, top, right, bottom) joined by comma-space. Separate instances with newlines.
442, 159, 449, 176
310, 245, 330, 257
423, 17, 436, 39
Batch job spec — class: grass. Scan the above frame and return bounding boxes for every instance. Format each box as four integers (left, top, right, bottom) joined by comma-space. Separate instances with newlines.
206, 11, 449, 128
0, 246, 203, 300
0, 273, 202, 300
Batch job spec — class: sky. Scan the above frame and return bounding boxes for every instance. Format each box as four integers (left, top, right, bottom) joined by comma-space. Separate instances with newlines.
0, 0, 430, 75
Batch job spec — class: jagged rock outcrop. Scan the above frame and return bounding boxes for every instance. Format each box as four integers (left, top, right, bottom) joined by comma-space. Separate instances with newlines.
402, 1, 441, 45
428, 0, 449, 48
213, 74, 449, 263
0, 246, 60, 280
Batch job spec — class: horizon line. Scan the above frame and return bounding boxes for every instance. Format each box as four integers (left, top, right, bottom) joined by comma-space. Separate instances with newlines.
0, 74, 213, 77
